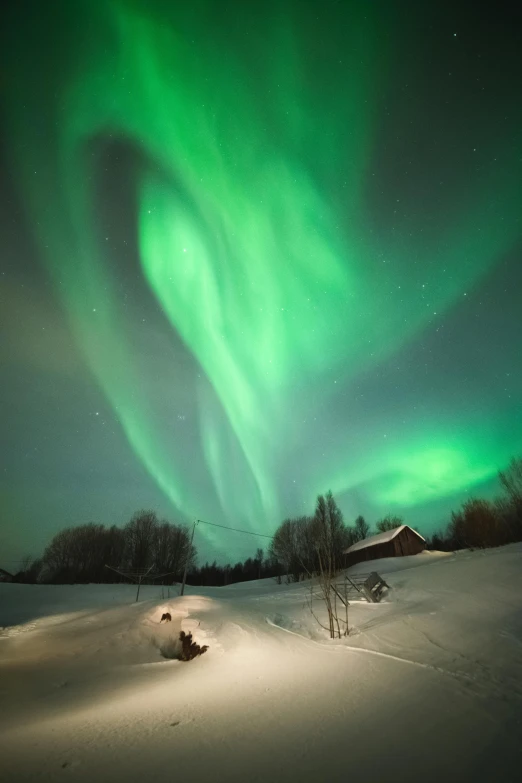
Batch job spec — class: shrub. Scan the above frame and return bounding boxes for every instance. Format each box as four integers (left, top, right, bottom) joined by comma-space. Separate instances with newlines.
179, 631, 208, 661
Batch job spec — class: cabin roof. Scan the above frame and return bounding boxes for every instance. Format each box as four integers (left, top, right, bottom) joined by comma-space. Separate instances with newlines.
343, 524, 425, 555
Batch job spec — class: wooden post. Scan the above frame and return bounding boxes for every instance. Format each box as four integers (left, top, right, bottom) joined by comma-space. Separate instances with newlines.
135, 565, 154, 602
344, 574, 349, 636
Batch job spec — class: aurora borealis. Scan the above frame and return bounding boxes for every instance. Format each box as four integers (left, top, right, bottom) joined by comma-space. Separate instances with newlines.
1, 1, 521, 565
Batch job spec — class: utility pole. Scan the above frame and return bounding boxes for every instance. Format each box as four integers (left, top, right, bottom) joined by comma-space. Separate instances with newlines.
180, 519, 197, 597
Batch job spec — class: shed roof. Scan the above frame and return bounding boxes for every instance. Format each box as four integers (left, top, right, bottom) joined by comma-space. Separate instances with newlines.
343, 524, 425, 555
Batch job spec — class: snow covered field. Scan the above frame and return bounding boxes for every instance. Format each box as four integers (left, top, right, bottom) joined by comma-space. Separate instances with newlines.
1, 546, 521, 782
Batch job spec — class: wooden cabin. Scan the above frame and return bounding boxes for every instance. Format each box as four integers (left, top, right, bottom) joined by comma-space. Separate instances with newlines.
342, 525, 425, 569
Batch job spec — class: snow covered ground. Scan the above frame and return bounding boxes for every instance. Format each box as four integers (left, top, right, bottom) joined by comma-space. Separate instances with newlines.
1, 546, 521, 782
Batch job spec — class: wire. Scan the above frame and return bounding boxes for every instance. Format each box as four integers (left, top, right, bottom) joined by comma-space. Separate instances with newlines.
196, 518, 273, 539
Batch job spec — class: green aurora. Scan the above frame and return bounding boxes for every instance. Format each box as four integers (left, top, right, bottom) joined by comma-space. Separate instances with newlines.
2, 0, 521, 557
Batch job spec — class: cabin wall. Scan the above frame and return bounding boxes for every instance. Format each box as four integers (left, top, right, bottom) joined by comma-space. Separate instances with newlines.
344, 527, 424, 568
394, 527, 425, 557
343, 540, 395, 568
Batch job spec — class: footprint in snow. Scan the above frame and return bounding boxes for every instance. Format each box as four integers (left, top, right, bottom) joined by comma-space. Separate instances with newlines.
61, 760, 81, 770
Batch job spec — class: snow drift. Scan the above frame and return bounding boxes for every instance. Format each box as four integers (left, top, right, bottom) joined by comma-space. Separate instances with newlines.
1, 545, 521, 782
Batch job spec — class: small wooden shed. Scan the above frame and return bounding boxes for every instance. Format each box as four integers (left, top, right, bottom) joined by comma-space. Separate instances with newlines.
342, 525, 425, 569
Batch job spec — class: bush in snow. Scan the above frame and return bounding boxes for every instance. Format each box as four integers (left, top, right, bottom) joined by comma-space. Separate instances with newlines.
159, 631, 208, 660
179, 632, 208, 661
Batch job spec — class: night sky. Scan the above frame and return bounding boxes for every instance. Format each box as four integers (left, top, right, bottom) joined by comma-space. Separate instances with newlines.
1, 0, 521, 568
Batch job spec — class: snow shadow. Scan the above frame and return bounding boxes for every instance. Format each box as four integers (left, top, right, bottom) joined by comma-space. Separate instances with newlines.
269, 613, 325, 641
158, 634, 183, 660
0, 583, 166, 627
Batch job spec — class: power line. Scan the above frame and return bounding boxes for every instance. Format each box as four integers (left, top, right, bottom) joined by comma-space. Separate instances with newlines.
196, 518, 273, 539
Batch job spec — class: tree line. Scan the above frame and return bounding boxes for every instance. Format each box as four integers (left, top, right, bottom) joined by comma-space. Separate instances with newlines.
427, 457, 522, 551
268, 457, 522, 582
268, 497, 408, 583
4, 499, 418, 586
13, 511, 196, 585
186, 548, 281, 587
8, 456, 522, 586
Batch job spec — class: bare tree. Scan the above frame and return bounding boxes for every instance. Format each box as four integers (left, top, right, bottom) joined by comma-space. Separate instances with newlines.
255, 548, 264, 580
270, 517, 314, 582
448, 499, 503, 549
499, 457, 522, 505
152, 520, 192, 579
124, 510, 158, 570
376, 514, 403, 533
310, 492, 346, 638
43, 528, 76, 578
14, 556, 42, 583
499, 457, 522, 539
38, 513, 193, 584
353, 515, 370, 542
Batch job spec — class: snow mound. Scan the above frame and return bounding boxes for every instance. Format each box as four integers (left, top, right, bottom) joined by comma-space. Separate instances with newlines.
1, 545, 521, 782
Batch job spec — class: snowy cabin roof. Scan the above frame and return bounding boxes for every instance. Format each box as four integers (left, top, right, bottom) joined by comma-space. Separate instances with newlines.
343, 525, 425, 555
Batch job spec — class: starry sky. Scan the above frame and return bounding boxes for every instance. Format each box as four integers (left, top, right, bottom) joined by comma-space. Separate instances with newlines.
1, 0, 521, 569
